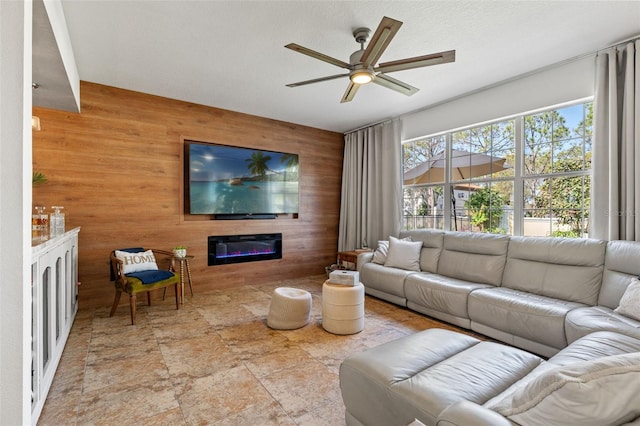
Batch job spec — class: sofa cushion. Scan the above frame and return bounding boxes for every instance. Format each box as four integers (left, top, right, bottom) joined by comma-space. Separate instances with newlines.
501, 236, 606, 305
548, 331, 640, 364
340, 329, 542, 426
404, 273, 493, 322
491, 352, 640, 426
468, 287, 585, 350
615, 277, 640, 321
565, 306, 640, 343
485, 332, 640, 418
400, 230, 445, 273
600, 240, 640, 309
436, 401, 514, 426
384, 236, 423, 271
359, 261, 416, 305
436, 232, 509, 286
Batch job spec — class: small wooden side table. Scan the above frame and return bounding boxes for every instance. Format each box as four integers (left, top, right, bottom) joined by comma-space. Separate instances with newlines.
166, 255, 194, 303
337, 249, 372, 270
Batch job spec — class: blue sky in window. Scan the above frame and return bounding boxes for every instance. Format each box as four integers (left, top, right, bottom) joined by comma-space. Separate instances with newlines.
556, 103, 590, 138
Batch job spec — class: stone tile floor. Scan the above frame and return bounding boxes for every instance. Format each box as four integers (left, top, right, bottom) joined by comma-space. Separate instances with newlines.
38, 275, 469, 425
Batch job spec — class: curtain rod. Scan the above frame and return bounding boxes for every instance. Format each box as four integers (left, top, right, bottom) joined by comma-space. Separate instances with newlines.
344, 33, 640, 136
344, 118, 393, 135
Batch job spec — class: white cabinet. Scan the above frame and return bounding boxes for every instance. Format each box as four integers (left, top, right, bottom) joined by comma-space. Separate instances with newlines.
30, 228, 79, 424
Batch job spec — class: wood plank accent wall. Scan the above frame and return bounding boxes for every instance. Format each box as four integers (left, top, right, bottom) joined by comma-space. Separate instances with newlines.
33, 82, 344, 309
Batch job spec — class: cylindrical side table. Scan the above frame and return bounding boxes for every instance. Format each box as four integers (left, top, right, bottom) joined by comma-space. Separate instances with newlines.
322, 280, 365, 335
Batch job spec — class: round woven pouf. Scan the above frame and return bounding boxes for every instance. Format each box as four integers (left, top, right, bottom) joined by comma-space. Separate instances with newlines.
267, 287, 312, 330
322, 280, 365, 335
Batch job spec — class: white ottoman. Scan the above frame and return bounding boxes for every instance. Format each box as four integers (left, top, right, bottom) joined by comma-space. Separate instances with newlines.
322, 280, 365, 335
267, 287, 312, 330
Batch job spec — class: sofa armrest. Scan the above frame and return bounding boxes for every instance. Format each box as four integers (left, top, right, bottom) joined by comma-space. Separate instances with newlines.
357, 252, 374, 271
436, 401, 513, 426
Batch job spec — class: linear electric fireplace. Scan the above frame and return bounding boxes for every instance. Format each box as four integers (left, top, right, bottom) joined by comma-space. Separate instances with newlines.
208, 233, 282, 266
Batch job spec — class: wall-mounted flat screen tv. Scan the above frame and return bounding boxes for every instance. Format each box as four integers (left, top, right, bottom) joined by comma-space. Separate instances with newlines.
185, 141, 299, 216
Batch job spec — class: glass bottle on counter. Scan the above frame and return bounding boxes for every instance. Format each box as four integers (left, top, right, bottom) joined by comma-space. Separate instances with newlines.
50, 206, 65, 237
32, 206, 48, 242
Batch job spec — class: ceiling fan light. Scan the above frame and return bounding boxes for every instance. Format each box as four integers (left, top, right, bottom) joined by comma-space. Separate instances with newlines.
350, 70, 374, 84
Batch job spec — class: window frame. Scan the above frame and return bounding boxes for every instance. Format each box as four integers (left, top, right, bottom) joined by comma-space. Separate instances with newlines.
402, 99, 592, 237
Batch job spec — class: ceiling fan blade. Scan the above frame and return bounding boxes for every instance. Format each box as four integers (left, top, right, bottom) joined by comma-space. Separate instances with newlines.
375, 50, 456, 74
340, 81, 360, 103
285, 43, 351, 69
373, 73, 419, 96
360, 16, 403, 68
286, 73, 349, 88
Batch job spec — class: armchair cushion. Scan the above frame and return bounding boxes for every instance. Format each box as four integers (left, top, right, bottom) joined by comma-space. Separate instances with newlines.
120, 272, 180, 294
126, 269, 174, 284
115, 249, 158, 274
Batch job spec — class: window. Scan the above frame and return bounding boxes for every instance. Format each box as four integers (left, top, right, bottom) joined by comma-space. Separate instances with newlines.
403, 136, 446, 230
403, 101, 592, 237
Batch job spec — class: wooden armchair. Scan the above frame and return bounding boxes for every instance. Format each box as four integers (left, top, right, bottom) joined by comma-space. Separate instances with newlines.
109, 248, 180, 325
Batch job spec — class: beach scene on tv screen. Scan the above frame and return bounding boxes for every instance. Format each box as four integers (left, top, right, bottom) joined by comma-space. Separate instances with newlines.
189, 143, 299, 215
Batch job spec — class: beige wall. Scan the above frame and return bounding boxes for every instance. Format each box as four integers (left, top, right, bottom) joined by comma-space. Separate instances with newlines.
402, 56, 595, 141
33, 82, 344, 309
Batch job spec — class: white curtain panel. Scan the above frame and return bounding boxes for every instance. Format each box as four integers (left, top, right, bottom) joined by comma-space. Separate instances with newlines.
338, 119, 402, 251
591, 40, 640, 241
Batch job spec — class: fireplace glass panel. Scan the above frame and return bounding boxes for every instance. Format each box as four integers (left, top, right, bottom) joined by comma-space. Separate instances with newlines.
208, 233, 282, 265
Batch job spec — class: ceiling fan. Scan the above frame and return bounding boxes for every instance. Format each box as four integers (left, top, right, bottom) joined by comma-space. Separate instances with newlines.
285, 16, 455, 103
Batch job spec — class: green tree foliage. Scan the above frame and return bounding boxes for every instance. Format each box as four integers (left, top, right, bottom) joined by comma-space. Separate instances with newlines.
574, 102, 593, 141
417, 201, 430, 216
523, 110, 571, 208
529, 104, 592, 236
466, 187, 507, 232
453, 121, 514, 155
534, 158, 590, 235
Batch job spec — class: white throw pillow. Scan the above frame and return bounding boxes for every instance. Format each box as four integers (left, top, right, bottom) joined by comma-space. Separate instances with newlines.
615, 277, 640, 321
115, 249, 158, 274
384, 236, 422, 271
372, 240, 390, 264
491, 352, 640, 426
372, 237, 412, 265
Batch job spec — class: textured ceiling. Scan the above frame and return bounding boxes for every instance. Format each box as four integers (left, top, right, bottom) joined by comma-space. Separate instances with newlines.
52, 1, 640, 133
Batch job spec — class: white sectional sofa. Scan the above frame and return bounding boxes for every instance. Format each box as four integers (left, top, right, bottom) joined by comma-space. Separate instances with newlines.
341, 230, 640, 425
357, 230, 640, 357
341, 329, 640, 426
